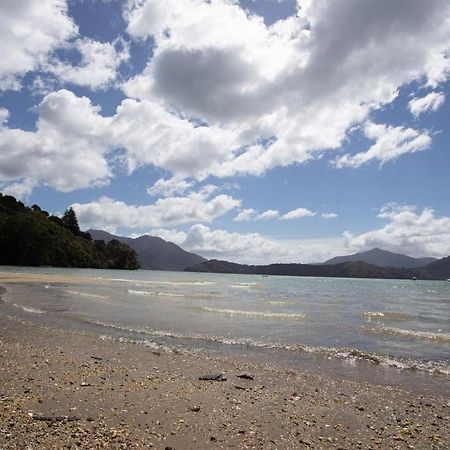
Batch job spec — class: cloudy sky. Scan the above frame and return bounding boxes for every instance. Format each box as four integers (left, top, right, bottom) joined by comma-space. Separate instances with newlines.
1, 0, 450, 264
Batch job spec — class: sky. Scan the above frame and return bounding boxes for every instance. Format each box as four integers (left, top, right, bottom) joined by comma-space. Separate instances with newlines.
1, 0, 450, 264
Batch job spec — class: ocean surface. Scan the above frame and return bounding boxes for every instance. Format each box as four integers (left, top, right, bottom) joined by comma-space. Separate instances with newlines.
1, 267, 449, 393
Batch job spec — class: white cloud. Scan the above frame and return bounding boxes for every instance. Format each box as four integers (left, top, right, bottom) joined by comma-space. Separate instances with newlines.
281, 207, 316, 220
147, 177, 194, 197
321, 212, 338, 220
235, 207, 316, 221
334, 122, 431, 168
408, 91, 445, 117
0, 89, 112, 191
118, 0, 450, 179
0, 0, 77, 90
257, 209, 279, 220
234, 208, 257, 222
0, 178, 36, 200
150, 224, 292, 264
2, 1, 450, 196
344, 203, 450, 258
73, 190, 241, 233
46, 38, 129, 89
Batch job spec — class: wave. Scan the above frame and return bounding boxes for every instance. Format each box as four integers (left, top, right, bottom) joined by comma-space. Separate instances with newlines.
64, 290, 108, 299
104, 278, 216, 286
99, 335, 168, 352
85, 319, 450, 376
362, 311, 413, 322
12, 303, 45, 314
230, 283, 260, 289
370, 326, 450, 342
127, 289, 185, 297
198, 307, 306, 320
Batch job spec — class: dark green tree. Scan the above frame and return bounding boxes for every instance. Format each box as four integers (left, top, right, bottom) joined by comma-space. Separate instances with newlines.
61, 207, 80, 235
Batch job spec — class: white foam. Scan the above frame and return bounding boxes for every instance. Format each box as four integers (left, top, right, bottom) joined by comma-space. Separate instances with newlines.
87, 320, 450, 375
64, 290, 108, 299
371, 326, 450, 342
127, 289, 185, 297
200, 307, 306, 320
12, 303, 45, 314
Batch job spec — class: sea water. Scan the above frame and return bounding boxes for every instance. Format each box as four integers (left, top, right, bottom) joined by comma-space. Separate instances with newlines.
1, 267, 449, 393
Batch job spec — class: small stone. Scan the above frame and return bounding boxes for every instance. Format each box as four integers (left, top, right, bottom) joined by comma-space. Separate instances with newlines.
198, 373, 227, 381
236, 373, 254, 380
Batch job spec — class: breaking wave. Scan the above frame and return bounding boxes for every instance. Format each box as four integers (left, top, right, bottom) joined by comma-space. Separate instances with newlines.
230, 282, 260, 289
370, 326, 450, 342
64, 290, 108, 299
127, 289, 185, 297
362, 311, 413, 322
198, 307, 306, 320
87, 319, 450, 376
12, 303, 45, 314
106, 278, 216, 286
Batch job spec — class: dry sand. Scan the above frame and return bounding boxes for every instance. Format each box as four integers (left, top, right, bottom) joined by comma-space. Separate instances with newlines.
0, 285, 449, 449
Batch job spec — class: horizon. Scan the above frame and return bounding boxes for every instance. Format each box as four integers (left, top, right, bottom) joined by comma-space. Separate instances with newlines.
1, 0, 450, 264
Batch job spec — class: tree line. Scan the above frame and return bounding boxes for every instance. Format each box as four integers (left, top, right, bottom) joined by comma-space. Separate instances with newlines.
0, 194, 139, 270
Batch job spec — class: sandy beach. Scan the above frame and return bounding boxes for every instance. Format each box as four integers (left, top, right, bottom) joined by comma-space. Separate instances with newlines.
1, 283, 449, 449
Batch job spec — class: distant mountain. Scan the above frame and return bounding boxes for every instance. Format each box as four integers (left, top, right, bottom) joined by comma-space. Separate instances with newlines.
88, 230, 206, 271
421, 256, 450, 279
323, 248, 437, 269
186, 259, 432, 280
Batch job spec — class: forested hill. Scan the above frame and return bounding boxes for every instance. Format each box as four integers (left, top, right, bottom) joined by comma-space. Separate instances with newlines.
0, 194, 139, 270
185, 259, 443, 280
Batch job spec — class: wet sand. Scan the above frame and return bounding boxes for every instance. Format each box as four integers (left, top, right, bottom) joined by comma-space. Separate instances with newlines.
1, 304, 449, 449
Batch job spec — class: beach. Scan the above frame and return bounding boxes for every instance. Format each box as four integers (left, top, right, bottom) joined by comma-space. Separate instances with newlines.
0, 307, 448, 448
0, 270, 449, 449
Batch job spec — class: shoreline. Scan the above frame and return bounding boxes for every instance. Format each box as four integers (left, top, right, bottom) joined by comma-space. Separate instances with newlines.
1, 309, 449, 448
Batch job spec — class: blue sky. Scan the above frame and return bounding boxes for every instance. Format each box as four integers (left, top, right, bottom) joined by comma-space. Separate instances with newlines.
1, 0, 450, 263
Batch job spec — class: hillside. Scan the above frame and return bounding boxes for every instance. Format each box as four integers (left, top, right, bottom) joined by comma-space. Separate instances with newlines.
323, 248, 437, 268
421, 256, 450, 279
186, 259, 430, 280
0, 194, 139, 270
88, 230, 206, 271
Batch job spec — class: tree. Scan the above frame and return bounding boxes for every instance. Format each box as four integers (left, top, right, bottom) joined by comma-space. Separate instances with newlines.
61, 207, 80, 235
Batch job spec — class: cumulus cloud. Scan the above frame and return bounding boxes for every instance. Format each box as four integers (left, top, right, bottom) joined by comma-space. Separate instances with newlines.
408, 91, 445, 117
119, 0, 450, 178
0, 0, 77, 90
344, 203, 450, 258
0, 88, 240, 193
257, 209, 279, 220
147, 177, 194, 197
150, 224, 293, 263
234, 208, 257, 222
281, 207, 316, 220
46, 38, 130, 89
0, 178, 36, 200
334, 122, 431, 168
3, 0, 450, 195
0, 89, 112, 192
235, 207, 316, 221
73, 190, 240, 233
